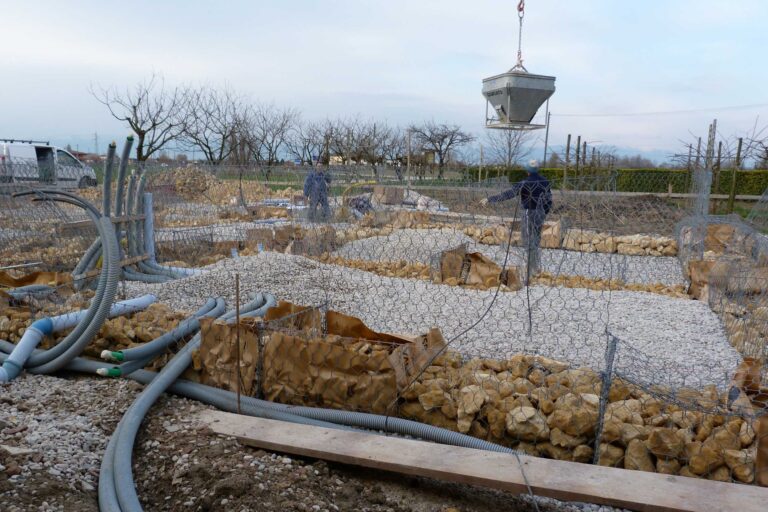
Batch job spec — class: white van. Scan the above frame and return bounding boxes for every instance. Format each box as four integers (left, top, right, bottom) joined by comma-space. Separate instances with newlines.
0, 139, 98, 188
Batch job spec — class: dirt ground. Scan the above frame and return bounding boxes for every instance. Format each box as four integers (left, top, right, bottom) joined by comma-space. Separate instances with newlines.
132, 395, 584, 512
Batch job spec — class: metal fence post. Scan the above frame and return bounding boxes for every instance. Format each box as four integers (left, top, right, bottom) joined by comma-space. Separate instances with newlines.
592, 333, 619, 465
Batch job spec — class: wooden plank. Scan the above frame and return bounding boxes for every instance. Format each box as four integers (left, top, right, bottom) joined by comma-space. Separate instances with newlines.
110, 214, 145, 223
74, 254, 150, 280
198, 410, 768, 512
57, 215, 146, 235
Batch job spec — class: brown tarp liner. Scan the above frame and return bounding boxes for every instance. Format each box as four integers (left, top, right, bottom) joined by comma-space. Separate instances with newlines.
0, 270, 71, 288
196, 318, 260, 395
196, 301, 447, 415
758, 415, 768, 487
435, 244, 521, 290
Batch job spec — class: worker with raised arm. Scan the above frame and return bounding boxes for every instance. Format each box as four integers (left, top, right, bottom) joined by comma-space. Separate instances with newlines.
304, 157, 332, 222
480, 159, 552, 278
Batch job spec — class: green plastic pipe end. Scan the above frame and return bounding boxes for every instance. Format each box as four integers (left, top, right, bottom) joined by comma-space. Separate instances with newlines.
100, 350, 124, 362
96, 367, 122, 378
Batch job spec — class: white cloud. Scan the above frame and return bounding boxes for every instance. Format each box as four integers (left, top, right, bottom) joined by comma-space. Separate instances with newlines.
1, 0, 767, 157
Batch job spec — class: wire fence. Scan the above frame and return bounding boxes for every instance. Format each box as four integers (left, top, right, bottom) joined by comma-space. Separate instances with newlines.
1, 157, 767, 491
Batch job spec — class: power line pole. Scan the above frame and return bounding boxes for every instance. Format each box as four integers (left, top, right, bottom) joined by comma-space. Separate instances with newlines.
564, 133, 571, 189
479, 143, 484, 182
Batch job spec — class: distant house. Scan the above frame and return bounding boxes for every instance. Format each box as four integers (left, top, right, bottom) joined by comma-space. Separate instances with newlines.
70, 151, 102, 164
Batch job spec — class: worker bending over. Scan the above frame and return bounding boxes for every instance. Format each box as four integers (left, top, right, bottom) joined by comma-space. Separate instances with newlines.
480, 160, 552, 279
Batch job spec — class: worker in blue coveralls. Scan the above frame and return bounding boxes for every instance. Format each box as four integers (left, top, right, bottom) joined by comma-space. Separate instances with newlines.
304, 158, 332, 222
480, 159, 552, 278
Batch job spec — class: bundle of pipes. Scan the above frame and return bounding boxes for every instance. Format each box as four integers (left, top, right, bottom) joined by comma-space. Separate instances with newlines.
73, 137, 202, 289
0, 190, 157, 382
1, 288, 520, 512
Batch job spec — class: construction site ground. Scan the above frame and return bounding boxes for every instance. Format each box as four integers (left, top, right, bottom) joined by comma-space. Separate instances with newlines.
1, 374, 622, 512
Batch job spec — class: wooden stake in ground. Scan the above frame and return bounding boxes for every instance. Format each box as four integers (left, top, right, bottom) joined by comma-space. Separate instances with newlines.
727, 137, 743, 213
235, 273, 241, 414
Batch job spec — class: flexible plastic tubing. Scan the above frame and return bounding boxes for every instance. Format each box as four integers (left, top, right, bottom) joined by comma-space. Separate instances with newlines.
26, 215, 114, 368
122, 171, 180, 282
238, 293, 276, 320
5, 285, 55, 299
114, 137, 132, 218
73, 143, 116, 289
109, 295, 299, 512
0, 294, 155, 382
122, 268, 172, 283
101, 298, 222, 364
103, 142, 117, 216
28, 216, 121, 375
140, 192, 201, 278
134, 174, 147, 254
125, 173, 138, 256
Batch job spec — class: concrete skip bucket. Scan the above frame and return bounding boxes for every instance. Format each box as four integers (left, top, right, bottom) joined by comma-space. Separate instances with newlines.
482, 70, 555, 129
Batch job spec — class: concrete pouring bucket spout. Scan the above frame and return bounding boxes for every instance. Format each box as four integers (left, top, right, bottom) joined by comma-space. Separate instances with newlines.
482, 70, 555, 129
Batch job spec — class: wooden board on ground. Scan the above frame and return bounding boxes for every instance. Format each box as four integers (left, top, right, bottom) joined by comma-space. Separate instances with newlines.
197, 410, 768, 512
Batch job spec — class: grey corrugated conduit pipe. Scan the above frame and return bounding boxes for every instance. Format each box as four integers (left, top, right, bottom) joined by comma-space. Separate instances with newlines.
0, 294, 155, 382
106, 294, 288, 512
134, 172, 147, 255
18, 195, 116, 369
5, 285, 55, 300
140, 192, 202, 278
120, 171, 173, 283
28, 215, 121, 375
73, 142, 116, 290
97, 298, 225, 378
114, 137, 132, 219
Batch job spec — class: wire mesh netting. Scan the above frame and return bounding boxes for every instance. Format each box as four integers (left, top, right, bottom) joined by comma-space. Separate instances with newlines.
2, 158, 767, 491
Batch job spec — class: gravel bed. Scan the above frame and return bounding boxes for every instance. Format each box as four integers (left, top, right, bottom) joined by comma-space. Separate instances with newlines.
155, 220, 292, 243
0, 374, 142, 512
125, 252, 738, 388
334, 228, 686, 286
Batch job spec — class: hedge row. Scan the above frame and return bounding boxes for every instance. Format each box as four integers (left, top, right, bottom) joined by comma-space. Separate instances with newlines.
464, 167, 768, 196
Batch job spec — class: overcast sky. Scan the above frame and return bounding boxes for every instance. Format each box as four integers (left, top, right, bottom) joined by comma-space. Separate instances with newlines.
2, 0, 767, 162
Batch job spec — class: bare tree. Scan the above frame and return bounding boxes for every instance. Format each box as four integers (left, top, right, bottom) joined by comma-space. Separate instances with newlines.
178, 85, 242, 164
91, 74, 183, 161
380, 127, 408, 180
409, 121, 475, 178
248, 104, 299, 166
286, 119, 329, 165
483, 129, 533, 167
329, 117, 368, 165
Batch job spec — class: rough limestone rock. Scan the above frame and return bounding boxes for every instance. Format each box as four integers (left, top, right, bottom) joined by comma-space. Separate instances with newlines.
597, 443, 624, 467
505, 406, 550, 442
724, 448, 755, 483
550, 427, 587, 449
624, 439, 655, 472
656, 458, 681, 475
547, 393, 599, 437
647, 427, 685, 458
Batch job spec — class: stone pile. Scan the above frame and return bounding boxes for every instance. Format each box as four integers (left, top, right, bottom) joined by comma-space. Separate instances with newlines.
342, 212, 679, 257
397, 353, 763, 484
562, 230, 678, 257
314, 254, 689, 298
